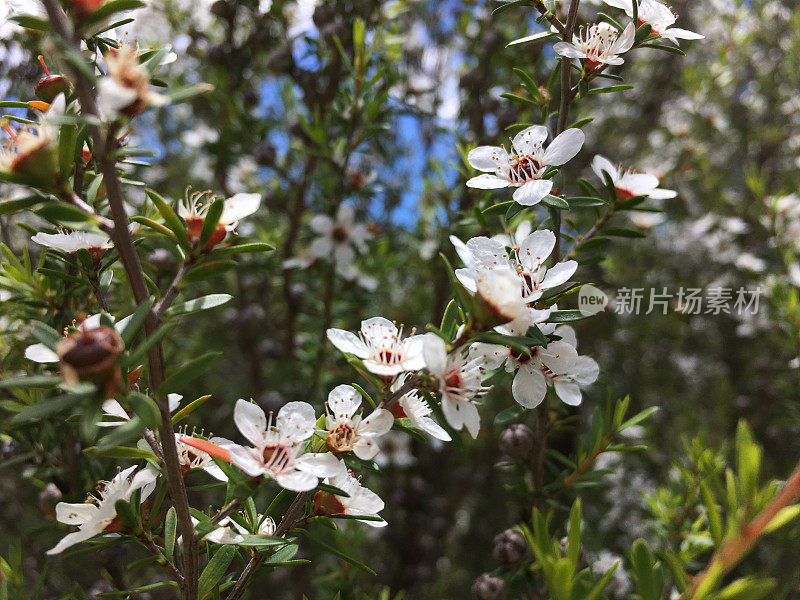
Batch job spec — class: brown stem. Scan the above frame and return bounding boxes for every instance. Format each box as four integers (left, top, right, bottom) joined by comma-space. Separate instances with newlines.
139, 532, 185, 587
556, 0, 581, 134
153, 258, 195, 320
210, 500, 242, 526
533, 1, 567, 36
684, 461, 800, 598
88, 273, 109, 311
40, 3, 199, 597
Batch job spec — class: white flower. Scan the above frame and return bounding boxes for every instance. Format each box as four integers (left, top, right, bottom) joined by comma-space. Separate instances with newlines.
421, 334, 488, 439
491, 220, 533, 253
466, 125, 585, 206
322, 384, 394, 459
554, 22, 635, 67
308, 204, 372, 266
592, 155, 677, 199
221, 399, 345, 492
97, 45, 167, 117
326, 317, 426, 377
470, 320, 579, 409
178, 189, 261, 246
603, 0, 704, 43
47, 466, 158, 555
174, 433, 229, 481
228, 514, 276, 536
390, 374, 451, 441
31, 230, 112, 259
25, 312, 133, 365
316, 472, 387, 527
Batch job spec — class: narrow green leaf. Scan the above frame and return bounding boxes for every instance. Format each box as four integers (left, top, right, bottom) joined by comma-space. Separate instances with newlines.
159, 352, 221, 395
166, 294, 232, 318
164, 507, 177, 560
146, 189, 191, 250
119, 297, 155, 347
198, 545, 236, 600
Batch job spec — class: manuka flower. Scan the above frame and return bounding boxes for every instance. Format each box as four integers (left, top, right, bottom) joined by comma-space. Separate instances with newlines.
422, 334, 488, 439
466, 125, 585, 206
31, 230, 112, 267
603, 0, 704, 44
97, 45, 167, 117
308, 204, 372, 266
322, 384, 394, 459
313, 471, 387, 527
470, 321, 579, 409
327, 317, 426, 377
178, 189, 261, 249
592, 155, 677, 199
47, 466, 158, 555
554, 22, 635, 70
200, 399, 345, 492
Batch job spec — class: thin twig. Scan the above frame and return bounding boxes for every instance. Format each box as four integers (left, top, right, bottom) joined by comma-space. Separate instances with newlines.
210, 500, 242, 526
563, 204, 615, 261
557, 0, 581, 135
153, 258, 195, 320
533, 1, 567, 37
139, 532, 185, 586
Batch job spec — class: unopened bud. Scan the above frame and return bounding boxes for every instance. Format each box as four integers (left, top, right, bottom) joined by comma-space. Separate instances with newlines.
56, 326, 124, 395
499, 424, 535, 459
471, 573, 504, 600
34, 56, 71, 103
492, 529, 529, 566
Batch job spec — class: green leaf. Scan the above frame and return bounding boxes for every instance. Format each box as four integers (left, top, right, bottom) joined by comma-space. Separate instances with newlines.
127, 392, 161, 428
547, 310, 590, 324
763, 505, 800, 535
541, 195, 570, 210
84, 446, 156, 460
316, 483, 350, 498
83, 0, 145, 27
577, 237, 611, 251
641, 43, 686, 56
167, 83, 215, 104
182, 260, 237, 282
9, 15, 50, 31
236, 535, 287, 547
211, 242, 275, 256
10, 386, 97, 425
630, 539, 659, 600
171, 395, 212, 424
114, 498, 140, 531
126, 321, 177, 367
119, 297, 155, 347
494, 404, 526, 425
507, 31, 557, 47
618, 407, 658, 431
716, 577, 776, 600
198, 197, 224, 249
500, 92, 539, 107
159, 353, 221, 395
166, 294, 232, 318
0, 374, 61, 391
198, 545, 236, 600
164, 507, 177, 561
0, 195, 42, 215
482, 201, 515, 216
588, 85, 634, 95
566, 197, 607, 208
146, 189, 191, 250
96, 415, 146, 451
35, 202, 93, 224
700, 481, 723, 546
566, 499, 582, 570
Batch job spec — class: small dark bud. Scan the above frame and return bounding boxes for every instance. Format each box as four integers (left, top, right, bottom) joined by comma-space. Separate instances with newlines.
492, 529, 529, 566
56, 326, 124, 395
499, 424, 535, 459
471, 573, 504, 600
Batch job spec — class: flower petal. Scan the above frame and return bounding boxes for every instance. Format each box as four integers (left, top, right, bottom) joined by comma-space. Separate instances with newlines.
543, 128, 585, 166
512, 179, 552, 206
234, 399, 267, 447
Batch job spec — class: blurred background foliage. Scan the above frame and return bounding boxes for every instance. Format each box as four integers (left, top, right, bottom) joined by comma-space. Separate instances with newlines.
2, 0, 800, 597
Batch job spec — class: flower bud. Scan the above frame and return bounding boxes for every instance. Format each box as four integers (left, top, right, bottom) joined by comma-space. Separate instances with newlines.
499, 424, 535, 459
492, 529, 529, 566
56, 326, 124, 395
471, 573, 504, 600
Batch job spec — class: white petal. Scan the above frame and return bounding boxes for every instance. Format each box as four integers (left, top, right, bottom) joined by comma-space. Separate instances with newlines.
47, 528, 100, 555
309, 214, 334, 234
663, 27, 704, 40
518, 230, 556, 271
327, 384, 361, 419
511, 126, 548, 156
326, 328, 369, 358
102, 399, 130, 420
461, 401, 481, 439
55, 502, 98, 525
234, 399, 267, 447
512, 180, 552, 206
554, 381, 583, 406
422, 333, 448, 376
220, 193, 260, 225
543, 128, 585, 166
540, 341, 579, 375
468, 342, 508, 370
25, 343, 59, 363
573, 355, 600, 385
309, 236, 334, 259
296, 452, 346, 478
353, 438, 380, 460
512, 365, 547, 409
591, 155, 620, 183
167, 393, 182, 413
416, 416, 452, 441
336, 203, 356, 226
467, 146, 504, 172
229, 445, 264, 477
540, 260, 577, 289
361, 316, 399, 344
440, 397, 464, 431
277, 401, 317, 443
467, 174, 510, 189
275, 470, 318, 492
553, 42, 585, 59
610, 23, 636, 54
360, 408, 394, 436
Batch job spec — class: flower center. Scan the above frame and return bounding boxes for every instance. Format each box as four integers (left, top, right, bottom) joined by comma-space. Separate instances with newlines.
325, 422, 356, 454
262, 444, 292, 473
331, 225, 349, 243
507, 155, 543, 184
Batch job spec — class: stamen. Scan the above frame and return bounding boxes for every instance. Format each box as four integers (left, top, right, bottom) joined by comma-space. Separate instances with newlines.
38, 55, 51, 77
1, 120, 17, 141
